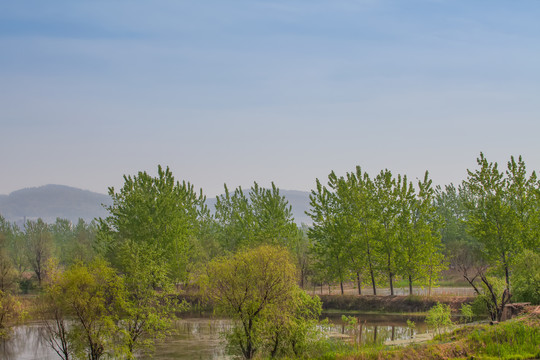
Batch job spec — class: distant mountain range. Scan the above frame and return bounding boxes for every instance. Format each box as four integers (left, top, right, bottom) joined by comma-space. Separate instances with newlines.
0, 185, 312, 226
0, 185, 112, 225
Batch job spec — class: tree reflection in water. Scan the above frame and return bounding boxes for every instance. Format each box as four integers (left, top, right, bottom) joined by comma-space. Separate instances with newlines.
2, 315, 428, 359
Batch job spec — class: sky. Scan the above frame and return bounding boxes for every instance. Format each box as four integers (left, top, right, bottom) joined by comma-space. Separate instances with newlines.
1, 0, 539, 197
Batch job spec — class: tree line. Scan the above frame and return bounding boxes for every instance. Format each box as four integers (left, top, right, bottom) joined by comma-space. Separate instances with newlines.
0, 154, 539, 357
308, 167, 445, 296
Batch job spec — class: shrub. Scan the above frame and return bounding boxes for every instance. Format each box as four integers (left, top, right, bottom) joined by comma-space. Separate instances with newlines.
460, 304, 474, 323
426, 302, 453, 335
512, 250, 540, 304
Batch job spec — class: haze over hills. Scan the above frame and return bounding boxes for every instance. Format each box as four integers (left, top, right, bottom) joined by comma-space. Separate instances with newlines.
0, 185, 312, 226
0, 185, 112, 225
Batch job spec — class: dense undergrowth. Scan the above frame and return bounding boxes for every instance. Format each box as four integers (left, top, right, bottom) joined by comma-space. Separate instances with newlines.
308, 311, 540, 360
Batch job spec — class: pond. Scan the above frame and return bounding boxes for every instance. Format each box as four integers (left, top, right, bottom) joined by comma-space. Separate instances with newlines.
0, 313, 429, 359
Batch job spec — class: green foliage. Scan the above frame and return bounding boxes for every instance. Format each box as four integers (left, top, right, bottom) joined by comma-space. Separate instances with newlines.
462, 153, 539, 289
43, 254, 187, 360
341, 315, 362, 349
0, 248, 18, 293
308, 167, 446, 296
0, 290, 25, 338
24, 218, 53, 285
118, 243, 189, 356
43, 259, 127, 360
406, 319, 416, 338
471, 275, 509, 321
99, 165, 207, 283
465, 318, 540, 359
512, 250, 540, 304
203, 245, 321, 359
307, 174, 352, 294
51, 218, 97, 266
426, 302, 453, 335
214, 182, 298, 252
460, 304, 474, 323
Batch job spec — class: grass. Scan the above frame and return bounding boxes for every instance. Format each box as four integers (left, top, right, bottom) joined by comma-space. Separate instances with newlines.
309, 311, 540, 360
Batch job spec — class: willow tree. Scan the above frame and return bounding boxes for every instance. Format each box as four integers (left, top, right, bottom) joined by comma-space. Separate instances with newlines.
204, 245, 321, 359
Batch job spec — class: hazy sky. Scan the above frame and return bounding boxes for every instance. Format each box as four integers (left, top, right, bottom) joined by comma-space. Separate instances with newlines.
1, 0, 539, 196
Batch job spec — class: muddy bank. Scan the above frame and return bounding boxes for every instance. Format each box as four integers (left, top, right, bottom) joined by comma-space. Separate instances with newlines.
318, 295, 475, 313
177, 293, 475, 314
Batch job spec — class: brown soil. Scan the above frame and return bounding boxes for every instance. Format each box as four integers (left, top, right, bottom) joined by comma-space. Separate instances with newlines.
318, 294, 474, 313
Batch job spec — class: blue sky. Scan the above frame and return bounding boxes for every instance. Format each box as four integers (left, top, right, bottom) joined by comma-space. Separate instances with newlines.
1, 0, 539, 196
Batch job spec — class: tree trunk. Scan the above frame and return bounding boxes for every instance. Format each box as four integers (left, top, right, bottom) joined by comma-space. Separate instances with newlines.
340, 280, 344, 295
388, 254, 394, 295
356, 272, 362, 295
504, 263, 510, 291
370, 267, 376, 295
408, 274, 413, 295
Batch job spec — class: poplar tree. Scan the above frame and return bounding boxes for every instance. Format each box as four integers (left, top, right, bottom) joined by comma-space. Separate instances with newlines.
340, 167, 379, 295
373, 170, 400, 295
402, 172, 445, 295
99, 165, 207, 283
307, 176, 350, 294
463, 153, 539, 290
214, 182, 297, 251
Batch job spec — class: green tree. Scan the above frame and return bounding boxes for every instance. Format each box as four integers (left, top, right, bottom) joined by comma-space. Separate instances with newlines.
118, 244, 188, 357
0, 216, 19, 293
69, 219, 97, 264
214, 182, 298, 252
463, 153, 539, 289
292, 225, 313, 289
0, 289, 24, 338
345, 168, 380, 295
398, 172, 446, 295
426, 302, 453, 336
43, 259, 127, 360
512, 250, 540, 304
203, 245, 320, 359
372, 169, 401, 295
307, 175, 351, 294
25, 218, 53, 285
51, 218, 75, 265
99, 165, 207, 283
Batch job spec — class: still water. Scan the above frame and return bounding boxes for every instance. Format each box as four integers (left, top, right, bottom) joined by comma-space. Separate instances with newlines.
1, 314, 428, 359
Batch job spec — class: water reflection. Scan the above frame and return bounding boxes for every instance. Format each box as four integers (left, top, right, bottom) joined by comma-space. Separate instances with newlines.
0, 324, 58, 360
322, 313, 428, 345
2, 314, 428, 359
153, 318, 232, 360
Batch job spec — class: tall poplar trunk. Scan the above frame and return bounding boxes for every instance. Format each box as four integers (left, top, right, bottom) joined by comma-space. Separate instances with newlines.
369, 266, 376, 295
340, 280, 344, 295
365, 230, 377, 295
356, 272, 362, 295
408, 274, 413, 295
388, 254, 394, 295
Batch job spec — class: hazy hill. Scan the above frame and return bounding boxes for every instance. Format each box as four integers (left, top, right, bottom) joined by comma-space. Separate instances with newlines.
0, 185, 312, 225
0, 184, 112, 225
